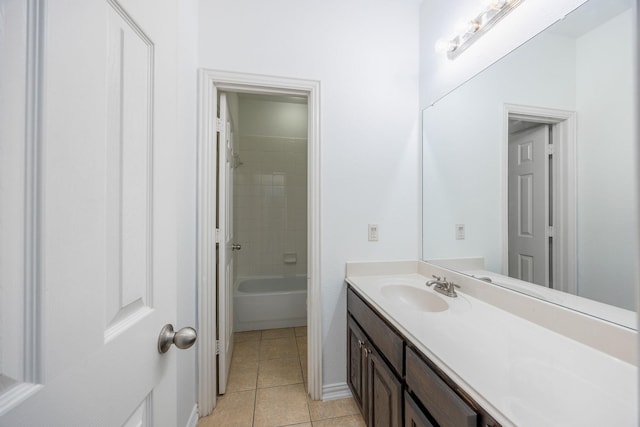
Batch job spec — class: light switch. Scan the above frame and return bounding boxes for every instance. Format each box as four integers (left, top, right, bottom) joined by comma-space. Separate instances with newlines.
455, 224, 465, 240
368, 224, 379, 241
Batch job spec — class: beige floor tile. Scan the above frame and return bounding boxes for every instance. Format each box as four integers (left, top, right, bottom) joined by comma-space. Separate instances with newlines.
311, 414, 366, 427
260, 336, 298, 360
257, 357, 303, 388
294, 326, 307, 337
300, 354, 308, 383
296, 336, 307, 357
235, 330, 262, 343
308, 397, 360, 421
233, 340, 260, 362
226, 359, 258, 392
197, 390, 255, 427
261, 327, 295, 340
254, 383, 310, 427
289, 424, 312, 427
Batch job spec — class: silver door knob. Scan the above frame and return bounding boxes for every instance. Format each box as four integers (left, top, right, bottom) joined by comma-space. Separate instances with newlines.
232, 243, 242, 251
157, 324, 197, 354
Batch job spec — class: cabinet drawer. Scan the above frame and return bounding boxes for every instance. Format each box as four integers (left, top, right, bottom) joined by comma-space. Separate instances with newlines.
406, 348, 476, 427
347, 288, 403, 374
405, 391, 435, 427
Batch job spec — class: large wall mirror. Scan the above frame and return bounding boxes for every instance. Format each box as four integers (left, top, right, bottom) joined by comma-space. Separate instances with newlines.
422, 0, 638, 329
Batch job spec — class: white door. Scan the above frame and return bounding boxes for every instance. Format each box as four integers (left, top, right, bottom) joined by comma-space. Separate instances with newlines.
217, 93, 235, 394
508, 125, 549, 286
0, 0, 183, 425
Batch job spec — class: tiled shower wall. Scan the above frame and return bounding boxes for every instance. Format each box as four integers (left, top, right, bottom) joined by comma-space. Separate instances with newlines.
234, 134, 307, 278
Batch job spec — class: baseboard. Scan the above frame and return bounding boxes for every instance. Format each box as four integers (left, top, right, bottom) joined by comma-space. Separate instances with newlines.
321, 382, 352, 401
185, 404, 199, 427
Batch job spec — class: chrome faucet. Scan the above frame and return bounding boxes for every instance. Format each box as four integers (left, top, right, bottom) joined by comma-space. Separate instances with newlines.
426, 275, 460, 298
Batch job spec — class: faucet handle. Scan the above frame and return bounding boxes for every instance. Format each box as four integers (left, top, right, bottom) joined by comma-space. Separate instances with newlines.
431, 275, 442, 281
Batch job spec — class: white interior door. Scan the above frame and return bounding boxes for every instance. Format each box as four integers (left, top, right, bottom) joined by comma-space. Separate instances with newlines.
0, 0, 182, 424
217, 93, 235, 394
508, 125, 549, 286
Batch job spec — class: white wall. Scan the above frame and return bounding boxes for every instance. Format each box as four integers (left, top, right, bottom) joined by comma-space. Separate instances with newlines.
234, 97, 308, 278
199, 0, 421, 390
176, 1, 198, 425
575, 9, 638, 308
419, 0, 588, 107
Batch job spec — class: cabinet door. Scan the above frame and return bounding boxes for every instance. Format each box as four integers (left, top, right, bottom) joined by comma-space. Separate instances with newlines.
368, 346, 403, 427
347, 316, 368, 421
405, 392, 435, 427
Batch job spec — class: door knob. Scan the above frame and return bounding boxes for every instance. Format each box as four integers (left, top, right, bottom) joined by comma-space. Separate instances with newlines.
232, 243, 242, 251
157, 324, 197, 354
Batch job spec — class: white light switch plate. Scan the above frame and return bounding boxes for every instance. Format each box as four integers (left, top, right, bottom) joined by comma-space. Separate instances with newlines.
368, 224, 379, 241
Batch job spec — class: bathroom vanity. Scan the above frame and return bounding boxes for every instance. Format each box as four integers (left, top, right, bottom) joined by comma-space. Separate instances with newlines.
345, 261, 638, 426
348, 286, 498, 426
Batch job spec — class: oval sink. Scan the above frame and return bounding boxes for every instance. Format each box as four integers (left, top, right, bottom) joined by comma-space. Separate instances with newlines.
380, 285, 448, 312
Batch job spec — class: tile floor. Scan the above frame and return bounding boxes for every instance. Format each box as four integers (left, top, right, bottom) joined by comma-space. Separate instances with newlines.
198, 327, 365, 427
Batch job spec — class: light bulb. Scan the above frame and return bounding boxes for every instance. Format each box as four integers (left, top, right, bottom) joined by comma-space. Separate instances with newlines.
465, 20, 480, 33
434, 39, 457, 54
434, 39, 448, 54
488, 0, 508, 9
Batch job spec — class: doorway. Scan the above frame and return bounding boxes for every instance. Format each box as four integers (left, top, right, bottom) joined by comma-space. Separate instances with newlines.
197, 70, 321, 416
503, 104, 577, 294
230, 92, 309, 333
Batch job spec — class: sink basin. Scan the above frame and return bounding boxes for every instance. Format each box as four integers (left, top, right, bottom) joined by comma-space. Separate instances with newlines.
380, 285, 448, 312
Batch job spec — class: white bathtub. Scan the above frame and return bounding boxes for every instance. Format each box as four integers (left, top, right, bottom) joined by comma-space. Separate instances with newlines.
234, 275, 307, 332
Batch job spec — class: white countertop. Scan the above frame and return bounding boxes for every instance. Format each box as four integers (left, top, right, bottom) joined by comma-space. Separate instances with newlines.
463, 269, 637, 330
346, 269, 638, 426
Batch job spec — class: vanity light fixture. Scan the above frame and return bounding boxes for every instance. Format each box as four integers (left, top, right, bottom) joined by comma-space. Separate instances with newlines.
436, 0, 525, 60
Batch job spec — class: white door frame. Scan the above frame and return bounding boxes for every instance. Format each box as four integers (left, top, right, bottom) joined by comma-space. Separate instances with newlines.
196, 69, 322, 416
502, 104, 577, 294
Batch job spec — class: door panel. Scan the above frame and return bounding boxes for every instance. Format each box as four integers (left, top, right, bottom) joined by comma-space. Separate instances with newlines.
0, 0, 180, 424
217, 93, 234, 394
105, 0, 154, 336
508, 125, 549, 286
0, 0, 33, 393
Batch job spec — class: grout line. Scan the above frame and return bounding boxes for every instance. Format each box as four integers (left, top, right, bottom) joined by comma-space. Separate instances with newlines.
251, 386, 257, 427
294, 333, 313, 425
250, 333, 263, 427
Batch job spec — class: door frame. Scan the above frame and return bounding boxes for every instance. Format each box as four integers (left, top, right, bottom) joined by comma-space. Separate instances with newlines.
501, 104, 577, 294
196, 69, 322, 416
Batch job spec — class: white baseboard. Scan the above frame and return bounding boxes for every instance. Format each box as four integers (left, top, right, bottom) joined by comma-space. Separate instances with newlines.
185, 404, 199, 427
321, 382, 352, 401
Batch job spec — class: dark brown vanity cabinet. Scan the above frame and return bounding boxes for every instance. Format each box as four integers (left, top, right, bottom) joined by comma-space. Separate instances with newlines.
347, 285, 501, 427
347, 289, 403, 427
347, 316, 368, 419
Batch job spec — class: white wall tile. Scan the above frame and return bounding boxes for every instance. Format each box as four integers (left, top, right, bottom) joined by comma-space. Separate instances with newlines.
234, 132, 308, 278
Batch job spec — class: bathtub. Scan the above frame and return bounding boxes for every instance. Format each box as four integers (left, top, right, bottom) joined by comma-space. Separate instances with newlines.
234, 275, 307, 332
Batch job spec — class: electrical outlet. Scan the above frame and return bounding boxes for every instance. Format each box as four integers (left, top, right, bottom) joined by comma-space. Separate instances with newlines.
455, 224, 465, 240
368, 224, 379, 241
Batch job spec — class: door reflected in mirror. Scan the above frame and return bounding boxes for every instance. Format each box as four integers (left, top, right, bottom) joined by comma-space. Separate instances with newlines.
422, 0, 638, 328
